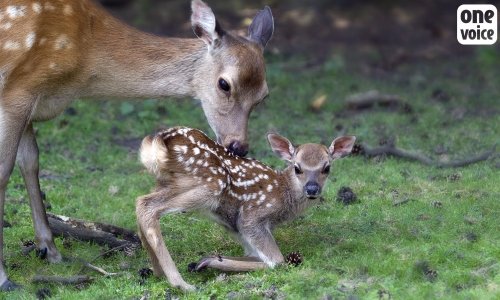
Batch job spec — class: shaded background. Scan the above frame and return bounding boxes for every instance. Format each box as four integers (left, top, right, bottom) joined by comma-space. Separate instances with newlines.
99, 0, 497, 79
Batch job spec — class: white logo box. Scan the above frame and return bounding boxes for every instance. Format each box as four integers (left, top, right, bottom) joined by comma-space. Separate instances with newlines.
457, 4, 497, 45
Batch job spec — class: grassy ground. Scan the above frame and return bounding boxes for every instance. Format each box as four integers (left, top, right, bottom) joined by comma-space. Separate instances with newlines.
3, 49, 499, 299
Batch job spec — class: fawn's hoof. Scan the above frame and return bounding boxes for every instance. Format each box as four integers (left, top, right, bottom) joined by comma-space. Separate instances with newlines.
193, 256, 218, 272
0, 279, 22, 291
187, 262, 198, 272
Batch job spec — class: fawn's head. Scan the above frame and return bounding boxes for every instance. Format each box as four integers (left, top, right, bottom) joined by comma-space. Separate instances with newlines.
190, 0, 273, 157
267, 134, 356, 199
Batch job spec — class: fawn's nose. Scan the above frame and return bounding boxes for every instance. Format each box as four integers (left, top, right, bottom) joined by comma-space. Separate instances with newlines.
228, 141, 249, 157
304, 182, 321, 198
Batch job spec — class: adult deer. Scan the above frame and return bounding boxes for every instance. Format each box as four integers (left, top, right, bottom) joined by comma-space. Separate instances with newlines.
137, 127, 356, 291
0, 0, 273, 290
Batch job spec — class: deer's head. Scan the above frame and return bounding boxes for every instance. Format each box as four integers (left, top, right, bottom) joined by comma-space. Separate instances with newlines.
190, 0, 273, 157
268, 134, 356, 199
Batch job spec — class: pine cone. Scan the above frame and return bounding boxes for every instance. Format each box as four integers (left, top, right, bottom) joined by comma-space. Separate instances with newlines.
286, 251, 303, 267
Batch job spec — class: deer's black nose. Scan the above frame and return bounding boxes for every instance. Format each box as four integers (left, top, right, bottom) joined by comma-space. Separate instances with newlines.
304, 182, 321, 198
228, 141, 249, 157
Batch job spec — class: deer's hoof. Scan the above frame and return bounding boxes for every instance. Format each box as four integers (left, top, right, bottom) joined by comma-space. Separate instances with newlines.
35, 247, 47, 259
0, 279, 22, 291
36, 246, 62, 263
194, 256, 216, 272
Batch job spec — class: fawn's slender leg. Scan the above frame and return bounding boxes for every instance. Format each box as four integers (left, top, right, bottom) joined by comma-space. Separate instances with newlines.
195, 222, 284, 272
16, 123, 61, 263
195, 255, 268, 272
136, 188, 208, 291
138, 225, 165, 277
0, 91, 35, 290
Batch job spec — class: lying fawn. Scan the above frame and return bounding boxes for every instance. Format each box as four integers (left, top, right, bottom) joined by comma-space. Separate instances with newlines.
137, 127, 356, 291
0, 0, 273, 289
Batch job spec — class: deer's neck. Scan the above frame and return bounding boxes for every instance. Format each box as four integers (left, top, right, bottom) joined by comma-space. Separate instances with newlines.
277, 167, 310, 218
85, 18, 207, 99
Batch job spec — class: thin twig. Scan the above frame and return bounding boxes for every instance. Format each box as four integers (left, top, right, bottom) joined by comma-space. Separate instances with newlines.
76, 244, 131, 275
83, 262, 121, 277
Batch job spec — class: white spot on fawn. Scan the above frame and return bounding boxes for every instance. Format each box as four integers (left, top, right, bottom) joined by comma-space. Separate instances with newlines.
266, 203, 273, 208
173, 145, 188, 154
0, 22, 12, 30
218, 179, 226, 190
63, 4, 73, 15
3, 41, 20, 50
32, 3, 42, 14
186, 157, 195, 165
267, 184, 273, 192
6, 6, 27, 19
25, 32, 36, 49
192, 147, 200, 155
54, 34, 71, 50
44, 2, 56, 11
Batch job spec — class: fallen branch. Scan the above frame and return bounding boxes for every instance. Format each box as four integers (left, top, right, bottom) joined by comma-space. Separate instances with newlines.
47, 213, 140, 251
354, 143, 497, 168
32, 275, 92, 285
345, 90, 412, 113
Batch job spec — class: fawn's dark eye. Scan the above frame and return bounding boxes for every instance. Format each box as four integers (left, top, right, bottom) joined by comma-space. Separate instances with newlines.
218, 78, 230, 93
323, 165, 331, 174
294, 165, 303, 175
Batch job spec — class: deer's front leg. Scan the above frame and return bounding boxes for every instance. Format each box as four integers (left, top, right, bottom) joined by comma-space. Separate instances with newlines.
136, 188, 205, 292
17, 124, 61, 263
195, 222, 284, 272
0, 91, 37, 290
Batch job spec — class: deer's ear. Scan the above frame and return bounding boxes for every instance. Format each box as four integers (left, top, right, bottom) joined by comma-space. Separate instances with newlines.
248, 6, 274, 48
267, 133, 294, 161
329, 136, 356, 160
191, 0, 223, 49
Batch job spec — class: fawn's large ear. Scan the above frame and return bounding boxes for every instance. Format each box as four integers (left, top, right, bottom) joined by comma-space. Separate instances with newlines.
329, 136, 356, 160
267, 133, 294, 161
191, 0, 223, 49
248, 6, 274, 48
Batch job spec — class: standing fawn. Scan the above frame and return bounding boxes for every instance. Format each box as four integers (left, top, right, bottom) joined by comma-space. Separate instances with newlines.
137, 127, 356, 291
0, 0, 274, 290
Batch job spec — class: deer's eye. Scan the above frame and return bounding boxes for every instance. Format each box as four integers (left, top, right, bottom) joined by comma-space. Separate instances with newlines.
294, 165, 303, 175
218, 78, 230, 93
323, 165, 331, 174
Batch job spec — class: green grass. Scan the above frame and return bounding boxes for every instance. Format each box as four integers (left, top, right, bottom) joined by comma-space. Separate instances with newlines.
3, 53, 499, 299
